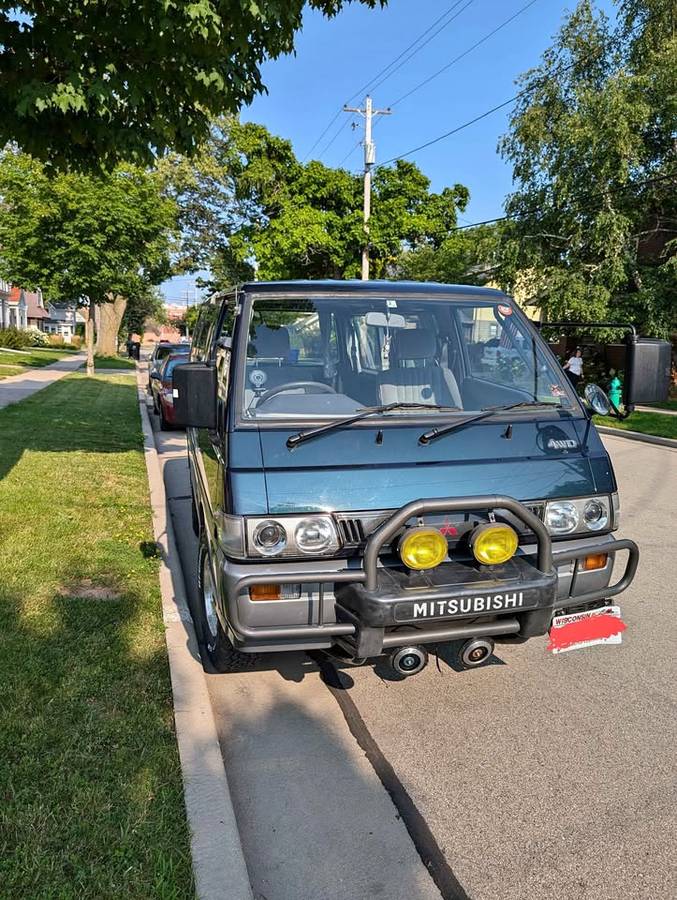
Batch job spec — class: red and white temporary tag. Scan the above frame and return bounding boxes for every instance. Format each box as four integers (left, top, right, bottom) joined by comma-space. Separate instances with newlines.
547, 605, 626, 654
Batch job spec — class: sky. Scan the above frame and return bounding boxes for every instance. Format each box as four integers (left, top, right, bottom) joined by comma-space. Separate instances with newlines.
161, 0, 617, 302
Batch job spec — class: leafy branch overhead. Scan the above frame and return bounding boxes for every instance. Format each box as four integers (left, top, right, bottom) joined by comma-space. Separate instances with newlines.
0, 1, 382, 168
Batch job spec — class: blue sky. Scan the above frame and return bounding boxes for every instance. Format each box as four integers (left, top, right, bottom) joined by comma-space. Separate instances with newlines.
162, 0, 617, 301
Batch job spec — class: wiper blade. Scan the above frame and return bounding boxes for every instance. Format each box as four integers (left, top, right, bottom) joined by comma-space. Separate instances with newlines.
419, 401, 559, 445
286, 402, 461, 449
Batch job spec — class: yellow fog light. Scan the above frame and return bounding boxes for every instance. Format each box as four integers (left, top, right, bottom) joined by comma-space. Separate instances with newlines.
471, 523, 518, 565
399, 528, 448, 571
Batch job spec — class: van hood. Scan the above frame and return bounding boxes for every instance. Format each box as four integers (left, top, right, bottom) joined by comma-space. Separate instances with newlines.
229, 416, 615, 515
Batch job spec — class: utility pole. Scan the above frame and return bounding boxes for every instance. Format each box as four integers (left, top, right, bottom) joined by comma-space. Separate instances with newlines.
344, 96, 391, 280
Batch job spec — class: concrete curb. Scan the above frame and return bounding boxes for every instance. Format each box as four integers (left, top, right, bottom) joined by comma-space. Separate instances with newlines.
135, 376, 253, 900
597, 425, 677, 450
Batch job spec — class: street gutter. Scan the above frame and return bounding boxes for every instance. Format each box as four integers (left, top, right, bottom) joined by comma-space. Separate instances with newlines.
597, 425, 677, 450
135, 370, 253, 900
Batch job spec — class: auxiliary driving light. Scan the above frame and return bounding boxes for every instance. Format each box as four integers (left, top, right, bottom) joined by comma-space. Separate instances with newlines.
399, 528, 448, 571
471, 523, 518, 566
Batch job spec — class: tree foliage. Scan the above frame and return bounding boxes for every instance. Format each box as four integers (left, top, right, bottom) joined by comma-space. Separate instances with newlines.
162, 118, 469, 287
398, 223, 505, 285
0, 1, 381, 169
498, 0, 676, 336
0, 151, 176, 306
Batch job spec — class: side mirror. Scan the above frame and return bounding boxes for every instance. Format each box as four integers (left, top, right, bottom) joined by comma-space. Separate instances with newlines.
173, 363, 217, 429
150, 371, 161, 381
584, 383, 612, 416
625, 337, 671, 407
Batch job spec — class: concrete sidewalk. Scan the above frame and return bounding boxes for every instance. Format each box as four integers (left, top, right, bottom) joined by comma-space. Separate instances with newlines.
0, 352, 86, 410
636, 404, 677, 416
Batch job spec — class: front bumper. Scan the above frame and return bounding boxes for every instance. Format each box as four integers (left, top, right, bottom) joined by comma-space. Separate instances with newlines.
217, 494, 638, 655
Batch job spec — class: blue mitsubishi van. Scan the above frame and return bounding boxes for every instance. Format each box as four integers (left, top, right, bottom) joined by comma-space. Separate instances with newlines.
174, 281, 669, 676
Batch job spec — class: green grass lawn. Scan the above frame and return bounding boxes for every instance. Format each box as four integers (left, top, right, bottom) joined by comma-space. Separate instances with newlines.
93, 354, 137, 370
0, 363, 25, 379
594, 411, 677, 440
0, 348, 76, 368
0, 373, 193, 898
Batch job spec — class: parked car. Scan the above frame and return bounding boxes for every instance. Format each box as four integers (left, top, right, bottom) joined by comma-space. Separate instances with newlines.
172, 281, 669, 678
150, 352, 189, 430
147, 341, 189, 391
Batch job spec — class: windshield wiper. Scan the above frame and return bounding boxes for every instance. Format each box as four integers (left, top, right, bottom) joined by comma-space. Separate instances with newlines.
286, 402, 462, 449
418, 401, 561, 445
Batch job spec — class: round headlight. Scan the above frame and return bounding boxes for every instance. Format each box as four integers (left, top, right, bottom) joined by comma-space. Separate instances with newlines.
399, 528, 448, 571
583, 498, 608, 531
295, 518, 335, 554
253, 520, 287, 555
471, 524, 518, 565
545, 501, 579, 534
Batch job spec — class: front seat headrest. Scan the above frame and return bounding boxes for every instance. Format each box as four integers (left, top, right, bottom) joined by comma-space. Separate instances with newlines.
249, 325, 290, 358
393, 328, 436, 361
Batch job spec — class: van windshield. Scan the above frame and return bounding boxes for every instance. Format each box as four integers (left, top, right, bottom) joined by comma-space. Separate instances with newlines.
240, 294, 573, 421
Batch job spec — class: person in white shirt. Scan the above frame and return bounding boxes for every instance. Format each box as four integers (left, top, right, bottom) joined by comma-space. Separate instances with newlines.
563, 348, 583, 388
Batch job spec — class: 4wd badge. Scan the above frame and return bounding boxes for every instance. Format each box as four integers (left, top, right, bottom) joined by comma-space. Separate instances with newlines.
547, 437, 578, 451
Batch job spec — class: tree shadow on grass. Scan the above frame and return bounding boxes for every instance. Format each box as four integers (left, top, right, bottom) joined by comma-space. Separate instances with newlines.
0, 583, 195, 899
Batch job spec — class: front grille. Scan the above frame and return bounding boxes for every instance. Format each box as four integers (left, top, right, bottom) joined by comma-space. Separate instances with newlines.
338, 517, 366, 545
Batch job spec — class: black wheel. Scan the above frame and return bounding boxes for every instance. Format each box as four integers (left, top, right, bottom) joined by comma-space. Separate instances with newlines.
159, 406, 171, 431
195, 534, 258, 673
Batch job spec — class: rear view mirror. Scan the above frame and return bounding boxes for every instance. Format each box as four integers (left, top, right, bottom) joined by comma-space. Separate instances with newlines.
626, 338, 671, 406
585, 384, 612, 416
365, 311, 406, 328
173, 363, 217, 429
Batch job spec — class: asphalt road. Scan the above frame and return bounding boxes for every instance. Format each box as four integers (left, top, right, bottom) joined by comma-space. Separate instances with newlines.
149, 395, 677, 900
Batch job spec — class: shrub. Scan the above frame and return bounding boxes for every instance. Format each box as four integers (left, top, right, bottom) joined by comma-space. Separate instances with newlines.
70, 335, 82, 349
47, 334, 67, 347
26, 326, 50, 347
0, 327, 31, 349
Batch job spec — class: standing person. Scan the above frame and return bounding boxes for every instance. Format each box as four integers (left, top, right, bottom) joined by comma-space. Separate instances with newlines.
563, 348, 583, 389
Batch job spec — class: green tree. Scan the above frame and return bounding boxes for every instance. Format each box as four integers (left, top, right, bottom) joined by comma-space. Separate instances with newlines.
122, 287, 167, 339
498, 0, 676, 336
163, 118, 469, 286
0, 150, 176, 371
0, 1, 381, 169
398, 222, 505, 285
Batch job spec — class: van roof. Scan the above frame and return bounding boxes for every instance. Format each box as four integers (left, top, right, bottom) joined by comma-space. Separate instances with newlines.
240, 279, 507, 300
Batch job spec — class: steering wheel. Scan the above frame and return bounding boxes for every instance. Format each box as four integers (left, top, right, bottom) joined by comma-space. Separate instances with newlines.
255, 381, 337, 406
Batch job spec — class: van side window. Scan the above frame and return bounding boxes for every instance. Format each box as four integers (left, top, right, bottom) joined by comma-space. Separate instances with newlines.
191, 293, 234, 362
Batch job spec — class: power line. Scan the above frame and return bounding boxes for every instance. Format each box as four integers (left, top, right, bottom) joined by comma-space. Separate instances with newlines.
378, 17, 646, 169
348, 0, 472, 102
302, 0, 473, 162
389, 0, 541, 108
378, 93, 520, 167
442, 171, 677, 233
302, 109, 344, 161
365, 0, 475, 97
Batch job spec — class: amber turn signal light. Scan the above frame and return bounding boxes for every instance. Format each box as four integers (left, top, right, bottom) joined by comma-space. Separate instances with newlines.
581, 553, 608, 571
249, 584, 281, 601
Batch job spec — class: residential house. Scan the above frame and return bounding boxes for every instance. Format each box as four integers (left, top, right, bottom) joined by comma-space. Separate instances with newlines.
43, 302, 85, 342
1, 284, 28, 329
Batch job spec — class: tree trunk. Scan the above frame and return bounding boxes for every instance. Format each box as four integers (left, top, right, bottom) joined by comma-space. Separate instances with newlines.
83, 306, 95, 377
95, 294, 128, 356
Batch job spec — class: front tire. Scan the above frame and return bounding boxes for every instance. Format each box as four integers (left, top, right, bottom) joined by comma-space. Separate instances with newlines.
195, 535, 258, 673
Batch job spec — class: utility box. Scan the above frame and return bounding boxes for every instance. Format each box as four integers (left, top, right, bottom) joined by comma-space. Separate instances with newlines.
627, 338, 671, 406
